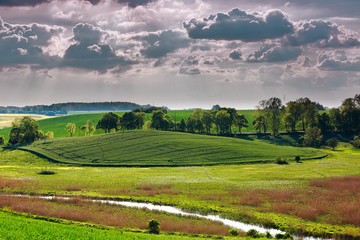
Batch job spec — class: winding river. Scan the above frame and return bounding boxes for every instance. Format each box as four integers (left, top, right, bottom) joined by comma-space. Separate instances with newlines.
5, 194, 328, 240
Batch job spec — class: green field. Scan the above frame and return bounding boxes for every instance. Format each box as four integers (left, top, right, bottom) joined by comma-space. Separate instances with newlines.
0, 110, 256, 141
0, 144, 360, 238
20, 130, 324, 166
0, 210, 227, 240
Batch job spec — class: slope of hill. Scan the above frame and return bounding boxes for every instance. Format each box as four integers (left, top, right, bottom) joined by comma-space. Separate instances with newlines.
20, 130, 325, 167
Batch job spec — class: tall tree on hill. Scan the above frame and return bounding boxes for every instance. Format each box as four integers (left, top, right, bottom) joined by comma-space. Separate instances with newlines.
135, 112, 146, 129
150, 110, 173, 131
329, 108, 342, 132
252, 116, 266, 133
214, 110, 231, 134
341, 97, 359, 132
219, 108, 237, 134
318, 112, 333, 133
66, 123, 76, 137
179, 118, 186, 132
188, 109, 204, 133
86, 120, 95, 135
258, 97, 284, 135
285, 101, 302, 132
201, 111, 213, 134
119, 112, 137, 131
96, 112, 119, 133
234, 114, 248, 133
296, 97, 318, 130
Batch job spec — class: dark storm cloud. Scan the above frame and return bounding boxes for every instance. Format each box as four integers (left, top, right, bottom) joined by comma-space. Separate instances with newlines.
0, 0, 102, 6
183, 8, 294, 41
287, 20, 360, 48
247, 45, 302, 62
319, 59, 360, 71
229, 49, 242, 60
0, 17, 63, 69
62, 23, 133, 72
135, 30, 190, 58
0, 0, 50, 6
117, 0, 156, 8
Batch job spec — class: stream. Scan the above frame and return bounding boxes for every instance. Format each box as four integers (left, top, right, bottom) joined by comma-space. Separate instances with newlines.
4, 194, 328, 240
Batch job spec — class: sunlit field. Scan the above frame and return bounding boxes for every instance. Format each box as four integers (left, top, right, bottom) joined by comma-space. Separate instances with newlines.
0, 114, 52, 129
1, 143, 359, 238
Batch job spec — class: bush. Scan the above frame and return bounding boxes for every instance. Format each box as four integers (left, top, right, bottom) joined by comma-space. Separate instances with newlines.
0, 136, 5, 146
37, 170, 56, 175
229, 229, 240, 236
148, 219, 160, 234
266, 231, 272, 238
295, 156, 301, 163
275, 232, 293, 239
350, 136, 360, 148
276, 156, 289, 165
245, 229, 260, 238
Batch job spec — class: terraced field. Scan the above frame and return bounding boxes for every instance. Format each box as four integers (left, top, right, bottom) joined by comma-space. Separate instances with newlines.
21, 130, 325, 166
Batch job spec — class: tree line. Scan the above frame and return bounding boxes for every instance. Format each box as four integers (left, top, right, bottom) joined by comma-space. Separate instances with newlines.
93, 94, 360, 137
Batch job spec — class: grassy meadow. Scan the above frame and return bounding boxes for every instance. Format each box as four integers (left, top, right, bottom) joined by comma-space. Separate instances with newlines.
0, 210, 229, 240
0, 143, 360, 238
20, 130, 324, 166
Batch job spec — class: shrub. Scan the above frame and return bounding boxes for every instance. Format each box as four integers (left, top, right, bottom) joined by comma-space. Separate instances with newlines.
275, 232, 293, 239
37, 170, 55, 175
245, 229, 260, 238
229, 228, 239, 236
0, 136, 5, 146
276, 156, 289, 165
266, 231, 272, 238
148, 219, 160, 234
350, 136, 360, 148
295, 156, 301, 163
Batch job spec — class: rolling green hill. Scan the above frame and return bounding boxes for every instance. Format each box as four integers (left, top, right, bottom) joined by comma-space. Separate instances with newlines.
0, 110, 256, 141
20, 130, 325, 167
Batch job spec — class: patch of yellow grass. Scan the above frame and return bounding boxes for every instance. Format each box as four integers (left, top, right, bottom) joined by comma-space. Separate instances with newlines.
0, 114, 53, 129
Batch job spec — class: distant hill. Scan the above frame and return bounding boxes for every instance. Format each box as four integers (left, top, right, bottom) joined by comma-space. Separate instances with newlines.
0, 102, 149, 115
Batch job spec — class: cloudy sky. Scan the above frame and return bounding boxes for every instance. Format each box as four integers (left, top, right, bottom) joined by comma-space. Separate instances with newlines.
0, 0, 359, 109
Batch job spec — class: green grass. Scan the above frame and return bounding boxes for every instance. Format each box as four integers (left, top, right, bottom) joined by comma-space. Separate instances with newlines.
0, 146, 360, 238
0, 210, 222, 240
20, 130, 324, 166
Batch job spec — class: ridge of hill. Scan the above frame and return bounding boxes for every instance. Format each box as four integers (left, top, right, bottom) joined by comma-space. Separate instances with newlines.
20, 130, 326, 167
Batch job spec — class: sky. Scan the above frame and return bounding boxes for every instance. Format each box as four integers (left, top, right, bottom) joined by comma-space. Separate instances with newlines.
0, 0, 360, 109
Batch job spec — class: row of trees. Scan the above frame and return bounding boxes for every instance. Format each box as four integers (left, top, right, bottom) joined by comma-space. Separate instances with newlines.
149, 108, 248, 135
65, 120, 95, 137
254, 94, 360, 135
96, 112, 146, 133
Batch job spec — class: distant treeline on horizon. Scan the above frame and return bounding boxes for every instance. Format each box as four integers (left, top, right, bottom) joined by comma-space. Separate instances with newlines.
0, 102, 150, 116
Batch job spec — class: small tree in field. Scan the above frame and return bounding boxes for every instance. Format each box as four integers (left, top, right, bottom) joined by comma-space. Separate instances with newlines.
66, 123, 76, 137
148, 219, 160, 234
326, 138, 338, 151
0, 136, 5, 145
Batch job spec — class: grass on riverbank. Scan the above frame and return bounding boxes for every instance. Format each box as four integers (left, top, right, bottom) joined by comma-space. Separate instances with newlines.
0, 210, 232, 240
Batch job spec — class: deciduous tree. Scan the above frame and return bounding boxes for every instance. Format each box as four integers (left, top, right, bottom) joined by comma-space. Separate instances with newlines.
66, 123, 76, 137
